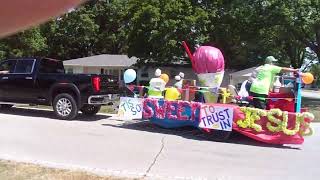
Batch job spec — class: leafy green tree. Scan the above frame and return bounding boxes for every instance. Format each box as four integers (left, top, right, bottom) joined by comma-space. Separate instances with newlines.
310, 64, 320, 86
126, 0, 210, 64
0, 27, 47, 59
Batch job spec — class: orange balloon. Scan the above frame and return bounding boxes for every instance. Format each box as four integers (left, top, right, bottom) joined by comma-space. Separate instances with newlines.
160, 73, 169, 83
302, 72, 314, 84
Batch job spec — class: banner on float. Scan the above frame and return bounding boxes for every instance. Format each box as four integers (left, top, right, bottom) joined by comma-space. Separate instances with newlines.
118, 97, 143, 119
197, 71, 224, 89
197, 71, 224, 103
199, 104, 233, 131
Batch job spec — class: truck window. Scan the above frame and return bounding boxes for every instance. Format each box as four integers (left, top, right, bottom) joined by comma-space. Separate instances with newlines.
39, 58, 65, 74
14, 60, 35, 74
0, 60, 17, 74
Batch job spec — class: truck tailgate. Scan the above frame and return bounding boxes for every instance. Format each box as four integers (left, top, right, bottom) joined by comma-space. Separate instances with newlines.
98, 75, 119, 94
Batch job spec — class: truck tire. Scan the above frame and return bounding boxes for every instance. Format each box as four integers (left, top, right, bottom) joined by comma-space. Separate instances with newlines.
53, 93, 78, 120
80, 105, 101, 116
0, 104, 13, 109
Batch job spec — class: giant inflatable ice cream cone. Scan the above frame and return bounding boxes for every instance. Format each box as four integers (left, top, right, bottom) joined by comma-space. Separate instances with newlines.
182, 42, 225, 103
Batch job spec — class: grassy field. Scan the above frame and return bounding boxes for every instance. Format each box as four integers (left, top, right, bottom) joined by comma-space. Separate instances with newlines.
0, 160, 133, 180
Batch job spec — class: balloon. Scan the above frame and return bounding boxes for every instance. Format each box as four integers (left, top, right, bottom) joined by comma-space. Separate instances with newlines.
193, 46, 225, 74
160, 73, 169, 83
302, 72, 314, 85
123, 69, 136, 83
165, 87, 181, 101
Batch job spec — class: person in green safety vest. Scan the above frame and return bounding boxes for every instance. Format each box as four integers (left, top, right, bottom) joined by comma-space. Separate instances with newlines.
148, 69, 166, 99
248, 56, 298, 109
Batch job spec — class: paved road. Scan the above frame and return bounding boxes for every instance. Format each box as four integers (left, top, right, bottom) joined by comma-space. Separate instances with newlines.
302, 89, 320, 99
0, 108, 319, 180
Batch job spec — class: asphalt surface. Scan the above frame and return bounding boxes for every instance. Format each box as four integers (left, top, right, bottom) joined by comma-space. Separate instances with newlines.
301, 89, 320, 99
0, 107, 319, 180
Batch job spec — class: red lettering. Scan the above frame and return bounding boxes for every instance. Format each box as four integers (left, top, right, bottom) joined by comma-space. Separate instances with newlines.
154, 99, 167, 119
166, 101, 178, 120
143, 98, 154, 119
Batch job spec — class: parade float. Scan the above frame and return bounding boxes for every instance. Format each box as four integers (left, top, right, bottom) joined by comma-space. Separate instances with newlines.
117, 42, 315, 145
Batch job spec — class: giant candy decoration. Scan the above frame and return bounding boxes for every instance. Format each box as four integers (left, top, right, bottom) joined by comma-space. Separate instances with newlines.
182, 41, 225, 102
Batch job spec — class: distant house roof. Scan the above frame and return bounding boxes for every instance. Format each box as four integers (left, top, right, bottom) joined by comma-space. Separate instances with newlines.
63, 54, 137, 67
229, 67, 258, 77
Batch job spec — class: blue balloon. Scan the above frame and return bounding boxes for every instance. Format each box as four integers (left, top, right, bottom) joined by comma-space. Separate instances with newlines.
123, 69, 137, 83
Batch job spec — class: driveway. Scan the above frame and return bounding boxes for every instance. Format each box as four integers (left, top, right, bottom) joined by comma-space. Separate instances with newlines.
0, 107, 319, 180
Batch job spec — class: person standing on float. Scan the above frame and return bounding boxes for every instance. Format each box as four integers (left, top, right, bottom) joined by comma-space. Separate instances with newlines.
148, 69, 166, 99
249, 56, 298, 109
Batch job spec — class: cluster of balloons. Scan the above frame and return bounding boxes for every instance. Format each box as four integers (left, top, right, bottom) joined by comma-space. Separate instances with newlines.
123, 69, 170, 84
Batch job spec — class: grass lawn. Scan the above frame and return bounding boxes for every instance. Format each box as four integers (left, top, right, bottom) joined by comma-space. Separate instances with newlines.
0, 160, 133, 180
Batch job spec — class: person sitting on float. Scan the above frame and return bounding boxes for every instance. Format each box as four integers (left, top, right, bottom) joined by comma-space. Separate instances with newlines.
148, 68, 166, 99
248, 56, 298, 109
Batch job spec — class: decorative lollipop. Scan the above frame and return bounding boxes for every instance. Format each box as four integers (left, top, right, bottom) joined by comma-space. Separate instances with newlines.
182, 41, 225, 102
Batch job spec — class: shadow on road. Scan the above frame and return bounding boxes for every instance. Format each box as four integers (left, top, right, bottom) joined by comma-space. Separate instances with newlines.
102, 121, 300, 150
0, 107, 110, 121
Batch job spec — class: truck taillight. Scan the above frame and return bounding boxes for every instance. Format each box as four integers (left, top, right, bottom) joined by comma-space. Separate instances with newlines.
92, 77, 101, 92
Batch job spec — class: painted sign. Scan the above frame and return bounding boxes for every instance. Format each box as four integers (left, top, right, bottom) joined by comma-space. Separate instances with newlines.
199, 104, 233, 131
143, 98, 201, 128
118, 97, 143, 119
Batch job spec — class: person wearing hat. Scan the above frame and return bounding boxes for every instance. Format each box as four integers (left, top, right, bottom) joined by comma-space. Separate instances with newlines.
174, 75, 182, 89
148, 68, 166, 98
248, 56, 298, 109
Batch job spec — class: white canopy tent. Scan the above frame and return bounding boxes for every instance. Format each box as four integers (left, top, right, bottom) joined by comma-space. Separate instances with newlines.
229, 67, 257, 86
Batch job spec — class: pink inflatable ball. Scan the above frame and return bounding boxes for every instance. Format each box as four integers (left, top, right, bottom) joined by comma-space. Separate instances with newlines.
192, 46, 225, 74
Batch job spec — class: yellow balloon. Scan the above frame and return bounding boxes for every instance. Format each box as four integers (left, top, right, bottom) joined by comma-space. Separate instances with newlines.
165, 87, 181, 101
160, 73, 169, 83
302, 72, 314, 85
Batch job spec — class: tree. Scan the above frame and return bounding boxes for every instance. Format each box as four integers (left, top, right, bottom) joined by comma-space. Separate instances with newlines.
41, 5, 99, 60
310, 63, 320, 87
0, 27, 47, 60
126, 0, 210, 65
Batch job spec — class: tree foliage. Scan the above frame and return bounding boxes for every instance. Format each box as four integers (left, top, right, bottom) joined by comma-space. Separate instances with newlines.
0, 0, 319, 69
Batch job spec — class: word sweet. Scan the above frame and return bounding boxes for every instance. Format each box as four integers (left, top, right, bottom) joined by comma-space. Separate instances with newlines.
236, 107, 314, 136
143, 98, 201, 121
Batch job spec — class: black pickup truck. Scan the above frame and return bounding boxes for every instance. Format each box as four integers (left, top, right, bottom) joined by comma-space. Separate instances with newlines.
0, 58, 120, 120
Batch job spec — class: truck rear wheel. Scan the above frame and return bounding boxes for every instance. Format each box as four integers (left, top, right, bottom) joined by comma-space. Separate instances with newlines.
80, 105, 101, 116
53, 93, 78, 120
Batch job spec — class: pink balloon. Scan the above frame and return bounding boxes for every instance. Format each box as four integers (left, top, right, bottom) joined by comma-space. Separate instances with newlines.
193, 46, 225, 73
